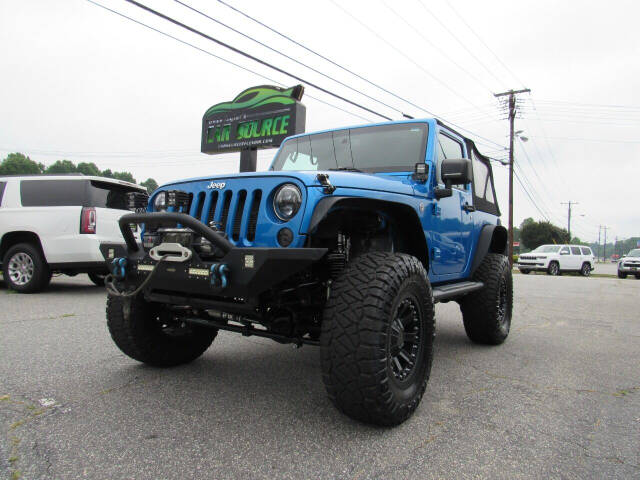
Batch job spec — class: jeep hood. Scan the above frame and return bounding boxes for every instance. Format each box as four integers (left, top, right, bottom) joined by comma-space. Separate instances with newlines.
161, 170, 415, 196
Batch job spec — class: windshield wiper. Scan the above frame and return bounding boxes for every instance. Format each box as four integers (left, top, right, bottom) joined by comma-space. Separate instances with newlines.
328, 167, 363, 172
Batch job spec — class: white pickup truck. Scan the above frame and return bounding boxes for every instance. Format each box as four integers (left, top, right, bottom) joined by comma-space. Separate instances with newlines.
0, 175, 146, 292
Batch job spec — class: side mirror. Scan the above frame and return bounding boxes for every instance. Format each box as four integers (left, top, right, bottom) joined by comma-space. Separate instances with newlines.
435, 157, 472, 199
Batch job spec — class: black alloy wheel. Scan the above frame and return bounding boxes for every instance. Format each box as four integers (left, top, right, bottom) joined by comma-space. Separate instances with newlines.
388, 297, 422, 383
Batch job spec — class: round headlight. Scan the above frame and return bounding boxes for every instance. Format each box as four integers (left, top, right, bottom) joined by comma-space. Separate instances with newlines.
273, 184, 302, 221
153, 191, 167, 211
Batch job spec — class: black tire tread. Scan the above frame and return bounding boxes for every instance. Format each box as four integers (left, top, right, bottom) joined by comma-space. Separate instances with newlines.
460, 253, 512, 345
106, 295, 216, 367
320, 252, 435, 426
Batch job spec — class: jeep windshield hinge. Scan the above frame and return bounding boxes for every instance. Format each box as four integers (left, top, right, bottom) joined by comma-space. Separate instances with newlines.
316, 173, 336, 194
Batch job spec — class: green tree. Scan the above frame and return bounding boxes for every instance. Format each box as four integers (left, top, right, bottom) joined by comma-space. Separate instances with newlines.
140, 178, 158, 193
45, 160, 77, 174
100, 169, 136, 183
77, 162, 101, 176
521, 221, 570, 250
111, 171, 136, 183
0, 153, 43, 175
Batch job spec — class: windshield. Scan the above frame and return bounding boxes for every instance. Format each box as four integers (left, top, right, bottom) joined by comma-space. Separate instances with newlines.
533, 245, 561, 253
627, 249, 640, 257
271, 123, 428, 173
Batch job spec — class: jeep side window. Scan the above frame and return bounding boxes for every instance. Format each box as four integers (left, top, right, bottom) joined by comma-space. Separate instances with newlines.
436, 132, 465, 189
0, 181, 6, 206
472, 155, 489, 198
581, 247, 592, 255
560, 247, 570, 255
570, 247, 582, 255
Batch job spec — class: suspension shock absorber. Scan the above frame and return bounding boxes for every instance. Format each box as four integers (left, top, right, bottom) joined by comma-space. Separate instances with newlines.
327, 232, 350, 279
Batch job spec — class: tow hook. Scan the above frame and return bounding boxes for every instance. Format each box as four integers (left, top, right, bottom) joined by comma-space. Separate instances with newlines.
210, 263, 230, 288
110, 257, 127, 279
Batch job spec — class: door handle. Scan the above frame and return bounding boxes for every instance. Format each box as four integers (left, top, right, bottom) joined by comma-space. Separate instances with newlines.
462, 203, 476, 213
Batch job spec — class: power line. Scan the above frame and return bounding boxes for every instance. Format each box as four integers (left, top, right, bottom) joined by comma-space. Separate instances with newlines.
122, 0, 393, 120
84, 0, 372, 123
380, 1, 495, 93
535, 100, 640, 110
525, 136, 640, 144
215, 0, 508, 151
442, 0, 525, 88
88, 0, 506, 153
415, 0, 507, 88
328, 0, 496, 122
174, 0, 406, 118
513, 167, 550, 222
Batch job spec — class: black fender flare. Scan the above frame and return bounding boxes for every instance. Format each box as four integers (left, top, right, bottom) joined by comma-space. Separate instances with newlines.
306, 196, 429, 269
470, 224, 508, 276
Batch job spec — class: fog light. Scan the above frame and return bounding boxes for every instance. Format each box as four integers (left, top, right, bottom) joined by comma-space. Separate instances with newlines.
277, 228, 293, 247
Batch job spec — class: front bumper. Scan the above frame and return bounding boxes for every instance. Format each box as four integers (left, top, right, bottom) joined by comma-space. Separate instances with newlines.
100, 212, 327, 301
516, 261, 547, 271
619, 264, 640, 273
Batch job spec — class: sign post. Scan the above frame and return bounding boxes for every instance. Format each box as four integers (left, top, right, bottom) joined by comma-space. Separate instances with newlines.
201, 85, 306, 172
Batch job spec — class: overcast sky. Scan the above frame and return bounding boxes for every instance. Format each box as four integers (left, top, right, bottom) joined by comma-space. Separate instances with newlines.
1, 0, 639, 241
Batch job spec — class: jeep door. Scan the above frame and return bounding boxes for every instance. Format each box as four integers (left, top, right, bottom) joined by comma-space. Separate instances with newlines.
427, 130, 473, 275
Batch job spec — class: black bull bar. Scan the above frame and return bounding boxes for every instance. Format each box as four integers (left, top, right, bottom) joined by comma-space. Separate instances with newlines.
100, 212, 327, 300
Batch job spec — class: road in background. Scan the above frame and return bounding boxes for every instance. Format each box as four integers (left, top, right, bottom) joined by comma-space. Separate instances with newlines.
1, 274, 638, 479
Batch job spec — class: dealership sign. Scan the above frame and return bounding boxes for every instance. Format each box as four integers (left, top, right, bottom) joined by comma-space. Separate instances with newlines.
201, 85, 306, 153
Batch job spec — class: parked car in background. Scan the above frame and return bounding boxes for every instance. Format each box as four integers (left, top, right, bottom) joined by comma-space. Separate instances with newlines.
517, 244, 595, 276
617, 249, 640, 279
0, 174, 146, 292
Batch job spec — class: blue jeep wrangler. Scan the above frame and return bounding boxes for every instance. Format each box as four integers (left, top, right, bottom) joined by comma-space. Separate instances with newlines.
103, 118, 511, 426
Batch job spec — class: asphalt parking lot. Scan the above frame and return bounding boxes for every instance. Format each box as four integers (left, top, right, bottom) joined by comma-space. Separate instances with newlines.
1, 273, 639, 479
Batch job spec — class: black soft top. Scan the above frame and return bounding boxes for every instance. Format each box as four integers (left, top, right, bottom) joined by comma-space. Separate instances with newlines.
436, 120, 501, 217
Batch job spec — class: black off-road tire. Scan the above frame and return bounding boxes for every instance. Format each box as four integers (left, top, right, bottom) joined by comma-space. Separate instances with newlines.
580, 263, 591, 277
617, 270, 627, 279
2, 243, 51, 293
635, 274, 640, 280
460, 253, 513, 345
547, 261, 560, 276
88, 272, 107, 286
107, 295, 217, 367
320, 252, 435, 426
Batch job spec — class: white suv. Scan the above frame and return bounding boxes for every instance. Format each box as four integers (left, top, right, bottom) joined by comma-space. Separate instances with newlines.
617, 249, 640, 279
0, 175, 146, 292
517, 244, 595, 276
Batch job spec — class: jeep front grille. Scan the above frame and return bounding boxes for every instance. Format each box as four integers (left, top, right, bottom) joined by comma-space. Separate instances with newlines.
190, 188, 263, 244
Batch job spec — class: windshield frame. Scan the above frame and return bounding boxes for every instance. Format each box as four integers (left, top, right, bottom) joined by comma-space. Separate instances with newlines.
270, 122, 429, 173
627, 249, 640, 258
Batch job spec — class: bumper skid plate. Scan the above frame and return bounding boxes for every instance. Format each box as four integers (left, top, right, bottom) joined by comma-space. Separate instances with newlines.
100, 212, 327, 299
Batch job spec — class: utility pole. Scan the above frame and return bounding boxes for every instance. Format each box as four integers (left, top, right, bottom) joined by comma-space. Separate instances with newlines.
561, 201, 579, 239
494, 88, 531, 265
602, 226, 609, 261
598, 225, 602, 262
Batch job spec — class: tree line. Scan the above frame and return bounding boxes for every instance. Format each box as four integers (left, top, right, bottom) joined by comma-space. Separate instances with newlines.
0, 152, 158, 193
515, 217, 638, 258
